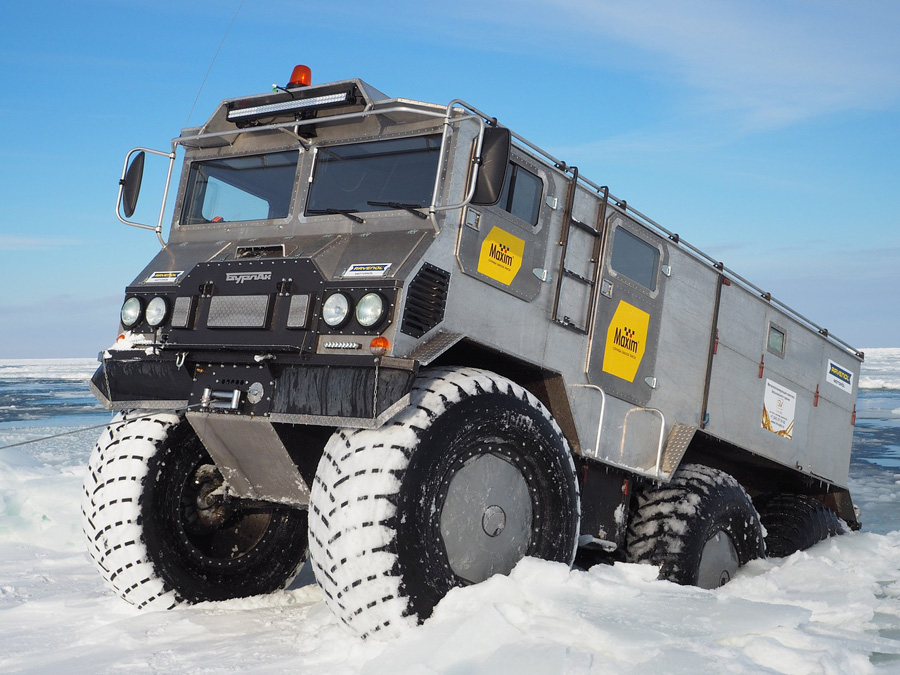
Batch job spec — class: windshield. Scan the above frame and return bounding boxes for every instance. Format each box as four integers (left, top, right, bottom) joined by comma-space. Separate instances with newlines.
305, 134, 442, 216
182, 150, 299, 224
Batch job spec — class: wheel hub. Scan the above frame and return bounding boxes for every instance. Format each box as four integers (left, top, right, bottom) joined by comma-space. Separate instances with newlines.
191, 464, 231, 529
439, 451, 533, 584
697, 530, 739, 589
482, 505, 507, 537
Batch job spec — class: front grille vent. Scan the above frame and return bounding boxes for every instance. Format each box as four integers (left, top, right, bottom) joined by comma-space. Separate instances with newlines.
207, 295, 270, 328
235, 244, 285, 259
401, 263, 450, 339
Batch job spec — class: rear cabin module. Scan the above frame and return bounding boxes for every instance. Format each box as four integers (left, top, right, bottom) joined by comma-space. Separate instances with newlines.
81, 66, 862, 636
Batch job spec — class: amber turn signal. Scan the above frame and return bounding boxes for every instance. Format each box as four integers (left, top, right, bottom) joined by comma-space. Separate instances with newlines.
369, 336, 390, 356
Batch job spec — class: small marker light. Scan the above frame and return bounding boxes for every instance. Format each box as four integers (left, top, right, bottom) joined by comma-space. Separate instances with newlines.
287, 65, 312, 88
369, 336, 390, 356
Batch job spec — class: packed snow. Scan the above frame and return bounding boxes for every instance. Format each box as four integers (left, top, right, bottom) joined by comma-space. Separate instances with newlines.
1, 353, 900, 673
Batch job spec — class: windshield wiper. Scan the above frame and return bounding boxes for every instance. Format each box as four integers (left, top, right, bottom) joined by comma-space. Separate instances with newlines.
307, 208, 365, 224
367, 201, 429, 220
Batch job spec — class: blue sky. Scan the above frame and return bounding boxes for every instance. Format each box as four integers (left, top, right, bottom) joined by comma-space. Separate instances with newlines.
1, 0, 898, 357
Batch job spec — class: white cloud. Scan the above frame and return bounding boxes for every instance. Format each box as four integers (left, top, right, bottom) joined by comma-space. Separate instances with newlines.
544, 0, 900, 128
0, 235, 80, 250
394, 0, 900, 130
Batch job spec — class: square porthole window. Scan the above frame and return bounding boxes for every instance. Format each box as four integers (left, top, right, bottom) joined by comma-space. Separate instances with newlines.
610, 227, 660, 292
767, 323, 786, 357
496, 162, 543, 226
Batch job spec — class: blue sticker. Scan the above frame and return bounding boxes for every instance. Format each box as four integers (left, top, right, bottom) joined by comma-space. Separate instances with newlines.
826, 359, 853, 393
145, 270, 183, 283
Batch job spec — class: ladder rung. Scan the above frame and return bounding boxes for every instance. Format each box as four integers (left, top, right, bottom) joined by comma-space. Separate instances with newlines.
563, 268, 594, 285
552, 317, 588, 335
570, 218, 601, 236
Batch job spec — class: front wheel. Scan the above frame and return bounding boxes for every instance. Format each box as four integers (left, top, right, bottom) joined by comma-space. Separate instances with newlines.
308, 367, 581, 637
626, 464, 764, 588
81, 412, 309, 608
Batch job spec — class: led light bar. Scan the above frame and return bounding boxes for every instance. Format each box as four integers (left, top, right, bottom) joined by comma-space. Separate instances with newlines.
227, 91, 350, 123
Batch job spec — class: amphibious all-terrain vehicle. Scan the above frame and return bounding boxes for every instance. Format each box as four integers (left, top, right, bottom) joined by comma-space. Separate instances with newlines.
82, 65, 863, 637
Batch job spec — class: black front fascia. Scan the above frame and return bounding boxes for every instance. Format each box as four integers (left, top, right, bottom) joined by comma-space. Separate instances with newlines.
93, 351, 417, 422
157, 258, 324, 352
91, 356, 194, 405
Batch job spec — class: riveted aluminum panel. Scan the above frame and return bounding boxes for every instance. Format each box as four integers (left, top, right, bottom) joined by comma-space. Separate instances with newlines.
705, 281, 858, 486
588, 212, 668, 407
455, 152, 553, 302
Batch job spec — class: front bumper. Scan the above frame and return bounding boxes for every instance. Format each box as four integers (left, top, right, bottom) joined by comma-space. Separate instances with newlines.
91, 351, 418, 429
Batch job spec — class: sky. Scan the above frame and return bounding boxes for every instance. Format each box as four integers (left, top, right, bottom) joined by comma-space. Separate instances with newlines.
1, 0, 898, 358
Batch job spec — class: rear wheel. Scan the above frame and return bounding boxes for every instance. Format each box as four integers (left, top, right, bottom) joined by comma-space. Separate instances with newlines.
755, 493, 845, 557
626, 464, 764, 588
81, 412, 308, 608
308, 367, 581, 637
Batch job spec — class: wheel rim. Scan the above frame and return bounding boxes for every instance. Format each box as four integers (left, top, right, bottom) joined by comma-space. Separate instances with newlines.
697, 530, 739, 588
176, 463, 272, 564
439, 451, 533, 584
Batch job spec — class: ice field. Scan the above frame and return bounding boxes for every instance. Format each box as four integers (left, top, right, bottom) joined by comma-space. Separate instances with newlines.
1, 352, 900, 673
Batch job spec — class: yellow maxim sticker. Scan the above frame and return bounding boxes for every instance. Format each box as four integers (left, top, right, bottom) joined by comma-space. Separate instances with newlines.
602, 300, 650, 382
477, 226, 524, 286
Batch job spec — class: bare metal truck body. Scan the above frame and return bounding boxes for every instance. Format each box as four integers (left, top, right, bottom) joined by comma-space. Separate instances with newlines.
82, 68, 861, 634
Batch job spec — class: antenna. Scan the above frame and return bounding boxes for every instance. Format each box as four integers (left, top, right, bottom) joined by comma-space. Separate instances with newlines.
185, 0, 245, 127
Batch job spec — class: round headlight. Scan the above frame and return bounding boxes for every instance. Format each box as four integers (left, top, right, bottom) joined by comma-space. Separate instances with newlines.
120, 297, 142, 327
322, 292, 351, 327
145, 296, 168, 327
355, 293, 385, 327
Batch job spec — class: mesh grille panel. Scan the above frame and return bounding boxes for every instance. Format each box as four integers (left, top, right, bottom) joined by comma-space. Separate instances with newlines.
170, 296, 193, 328
287, 294, 310, 329
207, 295, 270, 328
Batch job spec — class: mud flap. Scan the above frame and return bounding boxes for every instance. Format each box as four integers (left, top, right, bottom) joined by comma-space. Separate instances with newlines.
186, 412, 311, 507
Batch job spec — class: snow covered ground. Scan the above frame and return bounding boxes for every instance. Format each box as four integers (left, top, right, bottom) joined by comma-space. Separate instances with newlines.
1, 353, 900, 673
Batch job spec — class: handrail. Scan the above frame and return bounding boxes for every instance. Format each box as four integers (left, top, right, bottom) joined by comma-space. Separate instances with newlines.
175, 101, 485, 234
134, 91, 863, 358
446, 98, 862, 360
617, 406, 667, 478
569, 383, 607, 458
174, 103, 451, 148
606, 200, 863, 359
429, 100, 487, 213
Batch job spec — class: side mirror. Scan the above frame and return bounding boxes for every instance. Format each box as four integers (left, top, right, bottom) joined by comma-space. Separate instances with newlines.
471, 126, 511, 206
121, 151, 145, 218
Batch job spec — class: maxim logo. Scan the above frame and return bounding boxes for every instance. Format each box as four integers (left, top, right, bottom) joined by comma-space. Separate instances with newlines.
225, 270, 272, 284
613, 325, 639, 353
489, 242, 513, 267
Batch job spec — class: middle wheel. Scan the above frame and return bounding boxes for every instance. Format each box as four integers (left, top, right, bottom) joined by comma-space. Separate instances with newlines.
308, 367, 581, 638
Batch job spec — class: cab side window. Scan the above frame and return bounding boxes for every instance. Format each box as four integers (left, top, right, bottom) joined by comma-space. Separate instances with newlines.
496, 163, 542, 226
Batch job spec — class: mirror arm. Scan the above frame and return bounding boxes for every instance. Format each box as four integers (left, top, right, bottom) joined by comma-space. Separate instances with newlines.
430, 109, 486, 214
115, 147, 177, 248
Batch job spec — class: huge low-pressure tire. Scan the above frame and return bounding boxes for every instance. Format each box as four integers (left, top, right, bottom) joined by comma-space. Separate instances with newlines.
755, 493, 845, 558
308, 367, 581, 638
81, 412, 309, 609
626, 464, 764, 589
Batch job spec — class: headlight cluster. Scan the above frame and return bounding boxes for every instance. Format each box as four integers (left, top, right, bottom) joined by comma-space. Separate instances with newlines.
322, 291, 386, 329
120, 295, 169, 328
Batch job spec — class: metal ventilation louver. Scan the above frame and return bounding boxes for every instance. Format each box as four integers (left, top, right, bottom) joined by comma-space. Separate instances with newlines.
401, 263, 450, 339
